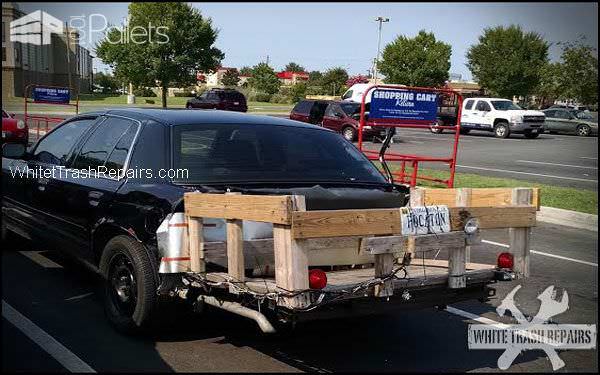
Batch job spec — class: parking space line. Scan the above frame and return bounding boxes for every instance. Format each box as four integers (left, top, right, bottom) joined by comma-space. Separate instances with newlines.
481, 239, 598, 267
516, 160, 598, 170
456, 165, 598, 183
2, 300, 96, 373
19, 251, 63, 268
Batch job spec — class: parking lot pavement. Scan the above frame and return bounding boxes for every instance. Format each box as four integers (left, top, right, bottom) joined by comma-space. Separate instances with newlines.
2, 221, 597, 373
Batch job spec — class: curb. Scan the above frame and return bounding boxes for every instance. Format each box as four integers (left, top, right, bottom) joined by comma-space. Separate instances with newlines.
537, 206, 598, 232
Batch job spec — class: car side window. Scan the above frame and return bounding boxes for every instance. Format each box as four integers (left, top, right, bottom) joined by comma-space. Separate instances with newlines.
31, 118, 97, 166
207, 92, 219, 100
544, 110, 556, 118
293, 100, 313, 114
104, 123, 139, 171
324, 104, 340, 117
476, 101, 491, 111
71, 117, 137, 171
342, 90, 353, 100
464, 100, 475, 110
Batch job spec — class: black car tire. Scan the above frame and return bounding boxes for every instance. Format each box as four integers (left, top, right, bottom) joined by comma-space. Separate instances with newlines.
523, 130, 540, 139
459, 128, 471, 135
576, 124, 591, 137
494, 122, 511, 138
342, 126, 357, 142
186, 103, 193, 109
100, 235, 159, 334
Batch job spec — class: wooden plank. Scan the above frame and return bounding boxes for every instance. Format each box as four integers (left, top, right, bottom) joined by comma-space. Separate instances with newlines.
360, 231, 466, 255
407, 188, 425, 259
416, 259, 495, 271
292, 208, 401, 239
448, 246, 466, 288
423, 187, 539, 210
374, 253, 394, 297
509, 188, 532, 278
274, 196, 310, 309
187, 216, 205, 273
449, 206, 536, 231
226, 219, 245, 282
456, 188, 473, 263
184, 193, 293, 224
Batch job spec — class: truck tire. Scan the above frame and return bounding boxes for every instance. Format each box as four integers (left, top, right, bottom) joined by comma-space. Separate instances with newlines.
523, 130, 540, 139
342, 126, 357, 142
100, 235, 159, 334
459, 128, 471, 135
494, 122, 511, 138
577, 124, 591, 137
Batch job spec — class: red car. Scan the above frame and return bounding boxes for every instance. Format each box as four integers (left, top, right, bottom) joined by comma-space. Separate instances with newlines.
290, 100, 384, 142
2, 110, 28, 145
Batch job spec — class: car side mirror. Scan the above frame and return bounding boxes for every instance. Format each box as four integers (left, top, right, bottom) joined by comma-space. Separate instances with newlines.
2, 143, 26, 159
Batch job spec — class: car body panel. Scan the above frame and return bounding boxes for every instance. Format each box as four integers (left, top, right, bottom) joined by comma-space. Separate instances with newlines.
542, 109, 598, 136
2, 110, 28, 145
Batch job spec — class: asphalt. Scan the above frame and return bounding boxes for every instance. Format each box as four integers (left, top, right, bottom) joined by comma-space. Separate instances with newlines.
16, 113, 598, 191
2, 221, 597, 372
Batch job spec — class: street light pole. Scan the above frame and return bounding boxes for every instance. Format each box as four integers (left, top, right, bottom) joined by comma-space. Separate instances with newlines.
373, 16, 389, 83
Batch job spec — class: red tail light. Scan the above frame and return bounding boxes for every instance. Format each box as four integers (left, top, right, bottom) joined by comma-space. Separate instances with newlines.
309, 269, 327, 289
497, 252, 514, 269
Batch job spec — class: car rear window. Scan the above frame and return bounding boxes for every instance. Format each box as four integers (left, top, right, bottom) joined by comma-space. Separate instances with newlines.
220, 91, 246, 103
292, 100, 313, 114
172, 123, 386, 185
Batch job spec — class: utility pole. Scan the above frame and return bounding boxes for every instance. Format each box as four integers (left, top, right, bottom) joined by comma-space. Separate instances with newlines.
65, 22, 72, 90
266, 55, 270, 66
373, 16, 389, 83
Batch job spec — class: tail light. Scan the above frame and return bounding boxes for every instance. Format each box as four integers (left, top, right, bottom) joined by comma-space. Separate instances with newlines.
309, 269, 327, 289
497, 252, 514, 269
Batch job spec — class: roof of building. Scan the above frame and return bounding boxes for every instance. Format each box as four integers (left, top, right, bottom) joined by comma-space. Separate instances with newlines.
277, 71, 309, 79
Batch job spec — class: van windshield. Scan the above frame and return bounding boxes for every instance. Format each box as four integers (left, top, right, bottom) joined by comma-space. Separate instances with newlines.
172, 123, 387, 185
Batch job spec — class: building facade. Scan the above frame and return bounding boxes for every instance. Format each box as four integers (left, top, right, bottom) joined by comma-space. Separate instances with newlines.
2, 2, 93, 98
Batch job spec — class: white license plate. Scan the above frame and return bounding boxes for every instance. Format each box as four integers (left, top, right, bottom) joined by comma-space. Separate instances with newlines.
233, 102, 239, 105
2, 131, 6, 138
400, 205, 451, 235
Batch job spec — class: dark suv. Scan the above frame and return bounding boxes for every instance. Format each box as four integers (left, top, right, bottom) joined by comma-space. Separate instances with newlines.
186, 88, 248, 112
2, 109, 407, 333
290, 100, 383, 142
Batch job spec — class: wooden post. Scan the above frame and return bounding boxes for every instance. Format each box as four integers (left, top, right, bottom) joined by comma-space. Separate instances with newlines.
456, 188, 472, 263
188, 216, 205, 273
448, 245, 466, 288
374, 253, 394, 297
509, 188, 532, 278
406, 188, 425, 259
225, 192, 245, 289
274, 195, 310, 309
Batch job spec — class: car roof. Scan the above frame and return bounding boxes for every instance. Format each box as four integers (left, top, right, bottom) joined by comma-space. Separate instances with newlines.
79, 108, 326, 130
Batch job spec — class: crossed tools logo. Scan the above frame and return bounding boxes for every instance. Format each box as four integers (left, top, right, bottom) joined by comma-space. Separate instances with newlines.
10, 10, 64, 46
468, 285, 596, 370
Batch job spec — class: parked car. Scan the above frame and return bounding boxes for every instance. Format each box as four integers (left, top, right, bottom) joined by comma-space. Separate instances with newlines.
290, 99, 385, 142
542, 108, 598, 136
2, 109, 409, 333
431, 98, 546, 138
185, 88, 247, 112
2, 110, 28, 145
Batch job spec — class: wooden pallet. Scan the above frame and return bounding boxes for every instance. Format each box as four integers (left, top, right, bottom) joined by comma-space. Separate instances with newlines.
183, 187, 537, 309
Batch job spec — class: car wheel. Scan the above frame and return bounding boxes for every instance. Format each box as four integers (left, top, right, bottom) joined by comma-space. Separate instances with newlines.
342, 126, 357, 142
186, 104, 193, 109
523, 130, 540, 139
100, 235, 158, 334
494, 122, 510, 138
459, 128, 471, 135
576, 124, 591, 137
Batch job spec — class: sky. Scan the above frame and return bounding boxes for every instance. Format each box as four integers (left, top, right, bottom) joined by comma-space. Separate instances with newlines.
18, 2, 599, 80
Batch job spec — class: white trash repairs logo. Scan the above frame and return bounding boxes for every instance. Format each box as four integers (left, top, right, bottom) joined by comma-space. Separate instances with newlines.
467, 285, 596, 370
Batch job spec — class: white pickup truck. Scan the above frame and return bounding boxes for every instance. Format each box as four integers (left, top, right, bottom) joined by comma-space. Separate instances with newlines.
432, 97, 546, 139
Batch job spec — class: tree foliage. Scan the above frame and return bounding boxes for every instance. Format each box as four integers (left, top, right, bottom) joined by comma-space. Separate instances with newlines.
284, 62, 305, 72
239, 66, 253, 76
221, 69, 240, 87
557, 41, 598, 105
96, 2, 223, 107
379, 30, 451, 87
320, 67, 349, 95
466, 25, 548, 98
94, 72, 121, 93
247, 62, 281, 94
346, 74, 369, 87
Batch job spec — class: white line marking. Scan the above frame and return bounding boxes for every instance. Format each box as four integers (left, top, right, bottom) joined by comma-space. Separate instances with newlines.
516, 160, 598, 170
456, 165, 598, 183
481, 239, 598, 267
19, 251, 63, 268
2, 300, 96, 373
580, 157, 598, 161
64, 292, 94, 302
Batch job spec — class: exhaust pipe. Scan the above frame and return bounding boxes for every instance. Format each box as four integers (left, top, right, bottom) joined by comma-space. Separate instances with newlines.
200, 296, 277, 334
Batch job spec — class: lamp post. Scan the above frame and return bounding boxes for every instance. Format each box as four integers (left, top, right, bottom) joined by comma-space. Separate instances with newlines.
373, 16, 389, 83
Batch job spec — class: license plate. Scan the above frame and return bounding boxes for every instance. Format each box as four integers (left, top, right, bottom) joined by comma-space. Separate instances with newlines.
2, 131, 6, 138
400, 205, 451, 235
233, 102, 239, 105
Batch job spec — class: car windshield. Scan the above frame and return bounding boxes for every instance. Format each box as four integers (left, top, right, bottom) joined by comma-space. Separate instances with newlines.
172, 123, 387, 185
340, 102, 361, 116
491, 101, 522, 111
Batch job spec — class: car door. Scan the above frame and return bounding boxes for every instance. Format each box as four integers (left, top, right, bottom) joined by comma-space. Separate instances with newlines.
460, 99, 477, 128
474, 100, 493, 129
321, 103, 345, 131
43, 115, 141, 262
290, 100, 313, 123
11, 116, 99, 246
555, 110, 576, 133
543, 110, 559, 132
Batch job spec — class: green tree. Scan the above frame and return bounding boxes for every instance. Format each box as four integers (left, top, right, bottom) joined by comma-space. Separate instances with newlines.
96, 2, 223, 107
248, 62, 281, 95
379, 30, 451, 87
285, 62, 305, 72
320, 67, 349, 95
557, 41, 598, 105
94, 72, 120, 93
239, 66, 253, 76
466, 25, 549, 98
221, 69, 240, 87
308, 70, 323, 83
534, 62, 562, 107
289, 82, 307, 102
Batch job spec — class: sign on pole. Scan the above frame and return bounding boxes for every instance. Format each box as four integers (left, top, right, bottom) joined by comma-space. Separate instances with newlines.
369, 89, 438, 122
32, 86, 70, 104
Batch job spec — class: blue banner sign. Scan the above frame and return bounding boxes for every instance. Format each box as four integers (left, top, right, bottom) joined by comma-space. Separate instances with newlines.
32, 86, 70, 104
370, 89, 438, 122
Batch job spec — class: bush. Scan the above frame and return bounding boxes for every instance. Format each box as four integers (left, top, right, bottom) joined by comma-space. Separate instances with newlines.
270, 93, 292, 104
247, 91, 272, 103
133, 87, 156, 97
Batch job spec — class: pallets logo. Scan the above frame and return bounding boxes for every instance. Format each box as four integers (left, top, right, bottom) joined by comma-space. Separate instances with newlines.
467, 285, 596, 370
10, 10, 63, 46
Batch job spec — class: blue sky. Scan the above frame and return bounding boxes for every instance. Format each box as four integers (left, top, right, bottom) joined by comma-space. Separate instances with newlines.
19, 2, 599, 80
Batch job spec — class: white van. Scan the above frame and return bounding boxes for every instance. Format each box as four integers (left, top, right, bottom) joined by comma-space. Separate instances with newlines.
341, 83, 406, 103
